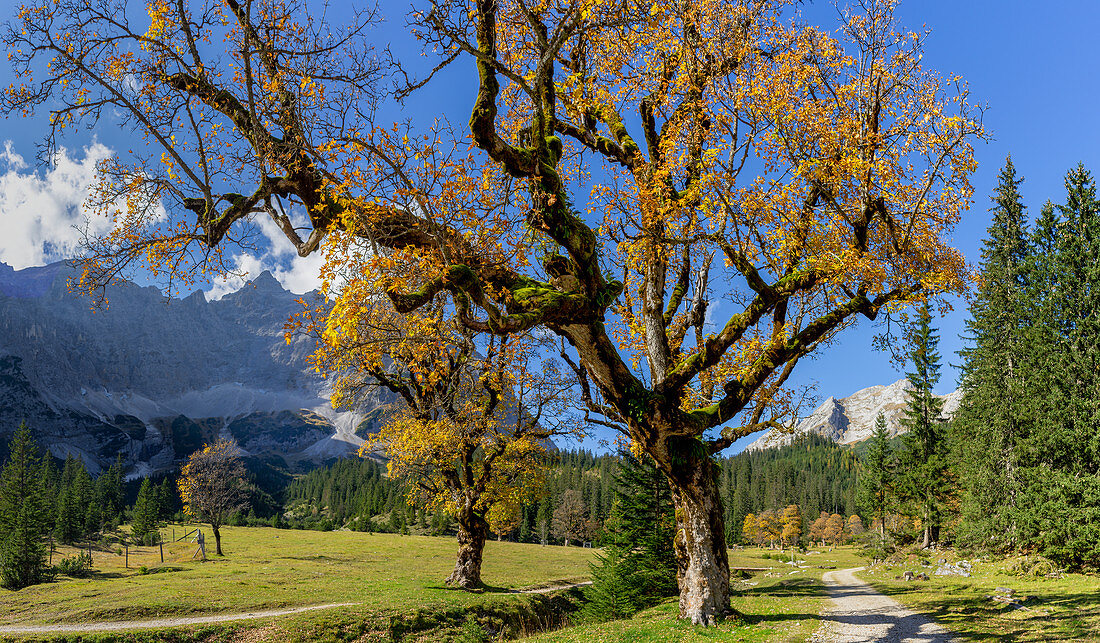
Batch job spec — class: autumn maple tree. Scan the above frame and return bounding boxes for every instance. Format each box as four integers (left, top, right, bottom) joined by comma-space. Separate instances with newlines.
779, 504, 801, 549
3, 0, 981, 625
306, 296, 579, 588
178, 438, 248, 556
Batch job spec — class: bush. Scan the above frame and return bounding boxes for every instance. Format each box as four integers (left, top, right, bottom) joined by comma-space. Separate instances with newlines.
455, 617, 489, 643
140, 531, 161, 546
1005, 555, 1059, 577
56, 551, 94, 577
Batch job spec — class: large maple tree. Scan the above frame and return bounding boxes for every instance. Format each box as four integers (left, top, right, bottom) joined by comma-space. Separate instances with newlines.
3, 0, 981, 624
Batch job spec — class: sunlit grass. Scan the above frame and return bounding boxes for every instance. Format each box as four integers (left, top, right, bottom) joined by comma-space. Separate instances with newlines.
0, 524, 596, 627
859, 553, 1100, 642
525, 545, 867, 642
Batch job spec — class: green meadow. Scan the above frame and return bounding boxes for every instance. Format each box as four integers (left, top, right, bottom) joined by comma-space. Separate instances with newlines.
0, 524, 594, 641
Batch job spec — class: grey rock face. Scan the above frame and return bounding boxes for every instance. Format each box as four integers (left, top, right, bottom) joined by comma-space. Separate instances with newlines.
745, 378, 961, 451
0, 262, 395, 477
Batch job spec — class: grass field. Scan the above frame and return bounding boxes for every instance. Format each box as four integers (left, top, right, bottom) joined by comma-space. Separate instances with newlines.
858, 552, 1100, 642
17, 528, 1092, 642
0, 524, 595, 641
525, 546, 867, 642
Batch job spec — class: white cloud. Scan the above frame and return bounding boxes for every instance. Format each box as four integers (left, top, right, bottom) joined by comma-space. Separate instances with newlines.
0, 138, 324, 297
0, 141, 114, 269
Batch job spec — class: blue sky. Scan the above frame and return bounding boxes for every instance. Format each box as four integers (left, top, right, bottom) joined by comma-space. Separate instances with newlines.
0, 1, 1097, 451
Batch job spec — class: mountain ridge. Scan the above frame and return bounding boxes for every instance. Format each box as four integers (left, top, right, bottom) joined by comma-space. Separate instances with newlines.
744, 378, 963, 451
0, 261, 393, 478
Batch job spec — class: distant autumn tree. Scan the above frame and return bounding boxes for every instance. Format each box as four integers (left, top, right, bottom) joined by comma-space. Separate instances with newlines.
4, 0, 982, 624
551, 489, 592, 546
741, 513, 759, 546
308, 296, 580, 588
757, 509, 780, 549
809, 511, 829, 547
779, 504, 801, 549
824, 513, 845, 546
178, 439, 248, 556
845, 514, 864, 539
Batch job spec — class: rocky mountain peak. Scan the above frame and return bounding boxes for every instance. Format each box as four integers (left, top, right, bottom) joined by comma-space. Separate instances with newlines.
248, 270, 283, 292
744, 378, 961, 451
0, 261, 384, 477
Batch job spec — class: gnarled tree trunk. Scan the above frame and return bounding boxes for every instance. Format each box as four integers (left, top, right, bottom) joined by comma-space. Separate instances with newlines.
664, 445, 733, 626
211, 524, 223, 556
445, 508, 489, 589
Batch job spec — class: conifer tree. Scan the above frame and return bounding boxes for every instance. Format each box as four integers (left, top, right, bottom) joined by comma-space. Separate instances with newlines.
1016, 164, 1100, 568
131, 478, 158, 541
54, 456, 92, 544
858, 414, 895, 540
582, 546, 642, 621
155, 479, 173, 521
952, 158, 1030, 551
583, 452, 676, 621
83, 502, 102, 536
96, 458, 125, 526
0, 423, 49, 589
896, 303, 950, 548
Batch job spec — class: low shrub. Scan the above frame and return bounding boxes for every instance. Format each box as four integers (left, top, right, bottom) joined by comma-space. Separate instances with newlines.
57, 550, 94, 577
1005, 555, 1060, 577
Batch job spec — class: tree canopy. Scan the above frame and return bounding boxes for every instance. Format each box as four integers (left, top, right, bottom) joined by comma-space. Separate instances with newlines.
178, 438, 248, 556
3, 0, 983, 624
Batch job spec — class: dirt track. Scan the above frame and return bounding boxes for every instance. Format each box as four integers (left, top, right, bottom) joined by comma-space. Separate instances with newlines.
810, 567, 956, 643
0, 603, 358, 635
0, 580, 594, 635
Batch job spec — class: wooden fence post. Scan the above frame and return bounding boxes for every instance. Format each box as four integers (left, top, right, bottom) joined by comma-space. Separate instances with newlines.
160, 541, 164, 563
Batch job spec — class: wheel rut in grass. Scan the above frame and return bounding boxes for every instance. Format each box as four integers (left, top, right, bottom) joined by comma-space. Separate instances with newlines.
811, 567, 956, 643
0, 602, 358, 635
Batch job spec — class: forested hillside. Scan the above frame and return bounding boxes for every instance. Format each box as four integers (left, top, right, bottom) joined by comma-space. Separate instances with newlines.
274, 439, 856, 547
719, 435, 858, 543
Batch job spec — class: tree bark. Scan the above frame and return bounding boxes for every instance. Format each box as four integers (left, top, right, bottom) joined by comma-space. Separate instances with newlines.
445, 509, 488, 589
212, 524, 223, 556
664, 445, 734, 626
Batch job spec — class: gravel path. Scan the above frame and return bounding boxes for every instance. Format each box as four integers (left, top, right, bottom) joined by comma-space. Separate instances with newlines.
811, 567, 956, 643
0, 603, 358, 635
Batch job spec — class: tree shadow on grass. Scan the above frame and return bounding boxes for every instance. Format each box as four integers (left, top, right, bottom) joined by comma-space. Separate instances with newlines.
875, 584, 1100, 642
85, 570, 127, 580
737, 576, 825, 598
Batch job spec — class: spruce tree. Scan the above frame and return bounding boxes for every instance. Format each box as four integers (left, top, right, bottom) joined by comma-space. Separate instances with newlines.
131, 478, 157, 541
857, 413, 894, 540
582, 452, 676, 621
952, 158, 1030, 551
1016, 164, 1100, 568
54, 456, 85, 543
97, 457, 125, 525
896, 303, 950, 548
0, 423, 49, 589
